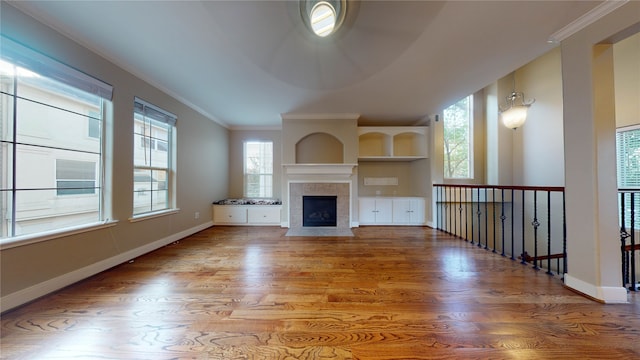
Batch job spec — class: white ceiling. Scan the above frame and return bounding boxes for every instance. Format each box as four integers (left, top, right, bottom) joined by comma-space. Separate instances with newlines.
9, 1, 603, 129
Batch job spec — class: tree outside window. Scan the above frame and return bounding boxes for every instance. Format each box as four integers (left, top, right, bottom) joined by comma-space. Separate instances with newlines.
443, 95, 473, 179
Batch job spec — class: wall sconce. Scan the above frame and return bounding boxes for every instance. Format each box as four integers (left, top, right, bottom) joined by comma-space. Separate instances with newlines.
500, 86, 535, 130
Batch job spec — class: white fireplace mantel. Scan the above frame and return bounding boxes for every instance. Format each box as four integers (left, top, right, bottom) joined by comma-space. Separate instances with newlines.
283, 163, 357, 176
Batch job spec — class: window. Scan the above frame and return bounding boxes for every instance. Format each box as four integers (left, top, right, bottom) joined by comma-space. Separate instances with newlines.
617, 125, 640, 188
443, 95, 473, 179
616, 125, 640, 229
56, 160, 97, 195
133, 98, 176, 216
244, 141, 273, 198
0, 36, 112, 239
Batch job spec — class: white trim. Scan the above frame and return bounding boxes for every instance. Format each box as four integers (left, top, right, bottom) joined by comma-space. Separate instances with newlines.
283, 163, 357, 176
129, 208, 180, 222
0, 221, 213, 313
547, 1, 629, 43
0, 220, 118, 250
280, 113, 360, 121
564, 273, 629, 303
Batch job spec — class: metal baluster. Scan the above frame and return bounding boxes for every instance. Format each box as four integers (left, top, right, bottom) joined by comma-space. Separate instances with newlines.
448, 186, 452, 235
436, 185, 440, 230
492, 187, 497, 253
501, 188, 506, 256
546, 191, 553, 275
464, 187, 469, 241
620, 192, 629, 288
484, 187, 488, 250
562, 190, 567, 278
470, 187, 474, 245
532, 190, 540, 270
511, 189, 515, 261
478, 188, 482, 247
521, 190, 526, 265
453, 186, 458, 237
458, 187, 463, 239
631, 192, 637, 291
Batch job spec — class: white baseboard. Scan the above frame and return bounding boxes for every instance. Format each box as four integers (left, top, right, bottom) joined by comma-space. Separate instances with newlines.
564, 273, 629, 303
1, 221, 213, 313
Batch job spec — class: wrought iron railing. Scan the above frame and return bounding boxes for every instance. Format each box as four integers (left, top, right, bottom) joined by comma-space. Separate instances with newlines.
619, 189, 639, 291
434, 184, 566, 279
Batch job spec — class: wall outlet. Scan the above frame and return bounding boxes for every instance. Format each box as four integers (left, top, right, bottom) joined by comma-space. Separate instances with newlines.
194, 211, 200, 219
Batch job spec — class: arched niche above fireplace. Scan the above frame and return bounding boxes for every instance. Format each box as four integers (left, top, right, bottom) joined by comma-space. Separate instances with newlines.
295, 132, 344, 164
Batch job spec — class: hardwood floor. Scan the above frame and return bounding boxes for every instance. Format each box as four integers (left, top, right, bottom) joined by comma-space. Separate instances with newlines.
1, 226, 639, 359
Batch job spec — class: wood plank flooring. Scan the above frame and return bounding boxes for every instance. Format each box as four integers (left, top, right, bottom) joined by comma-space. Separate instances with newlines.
2, 226, 639, 359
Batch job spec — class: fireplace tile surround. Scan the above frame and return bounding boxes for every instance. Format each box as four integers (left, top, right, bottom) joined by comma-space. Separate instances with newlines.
289, 182, 350, 228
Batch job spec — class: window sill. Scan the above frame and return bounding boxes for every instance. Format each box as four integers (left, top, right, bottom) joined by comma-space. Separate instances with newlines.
0, 220, 119, 251
129, 208, 180, 223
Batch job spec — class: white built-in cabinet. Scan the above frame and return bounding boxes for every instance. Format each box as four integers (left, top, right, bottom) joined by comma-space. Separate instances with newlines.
391, 197, 425, 224
359, 197, 425, 225
359, 197, 393, 224
212, 205, 281, 226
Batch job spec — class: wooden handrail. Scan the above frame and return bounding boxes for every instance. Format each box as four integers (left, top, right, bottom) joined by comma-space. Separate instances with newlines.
624, 243, 640, 252
433, 184, 565, 192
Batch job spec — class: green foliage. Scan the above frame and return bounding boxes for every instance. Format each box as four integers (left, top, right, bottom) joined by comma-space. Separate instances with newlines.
443, 96, 472, 178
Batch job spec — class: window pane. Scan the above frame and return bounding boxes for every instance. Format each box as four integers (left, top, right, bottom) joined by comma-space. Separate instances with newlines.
443, 95, 472, 179
1, 45, 106, 240
16, 98, 101, 153
152, 189, 168, 211
244, 141, 273, 198
12, 189, 100, 237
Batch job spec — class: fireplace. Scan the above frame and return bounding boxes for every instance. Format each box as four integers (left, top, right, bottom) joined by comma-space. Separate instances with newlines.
287, 182, 351, 232
303, 196, 337, 227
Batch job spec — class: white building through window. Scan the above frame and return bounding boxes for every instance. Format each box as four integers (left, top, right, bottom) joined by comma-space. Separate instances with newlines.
133, 98, 176, 216
244, 141, 273, 198
0, 36, 112, 240
443, 95, 473, 179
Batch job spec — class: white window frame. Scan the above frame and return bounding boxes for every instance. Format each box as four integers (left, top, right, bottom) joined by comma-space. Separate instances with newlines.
0, 36, 112, 244
243, 141, 273, 198
131, 97, 177, 218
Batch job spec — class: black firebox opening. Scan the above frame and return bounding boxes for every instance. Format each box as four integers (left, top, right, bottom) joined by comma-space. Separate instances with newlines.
302, 196, 337, 227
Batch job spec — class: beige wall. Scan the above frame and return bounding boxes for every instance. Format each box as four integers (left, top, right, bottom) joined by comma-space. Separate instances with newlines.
1, 3, 229, 309
614, 32, 640, 128
514, 47, 565, 187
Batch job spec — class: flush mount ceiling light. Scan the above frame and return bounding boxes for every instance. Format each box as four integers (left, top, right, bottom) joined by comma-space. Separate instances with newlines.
301, 0, 347, 38
500, 77, 535, 130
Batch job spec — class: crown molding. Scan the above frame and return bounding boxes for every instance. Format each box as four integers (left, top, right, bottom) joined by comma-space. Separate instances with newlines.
547, 0, 629, 43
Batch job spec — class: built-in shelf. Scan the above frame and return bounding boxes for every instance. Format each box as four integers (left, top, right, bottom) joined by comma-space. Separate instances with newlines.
358, 126, 428, 161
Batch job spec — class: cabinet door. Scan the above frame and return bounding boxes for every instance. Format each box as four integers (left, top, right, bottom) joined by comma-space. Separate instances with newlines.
392, 198, 412, 224
409, 198, 425, 224
374, 198, 393, 224
247, 207, 280, 224
359, 198, 377, 224
213, 206, 247, 224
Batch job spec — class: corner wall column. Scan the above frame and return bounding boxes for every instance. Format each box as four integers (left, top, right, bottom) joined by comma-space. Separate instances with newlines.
559, 6, 639, 302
